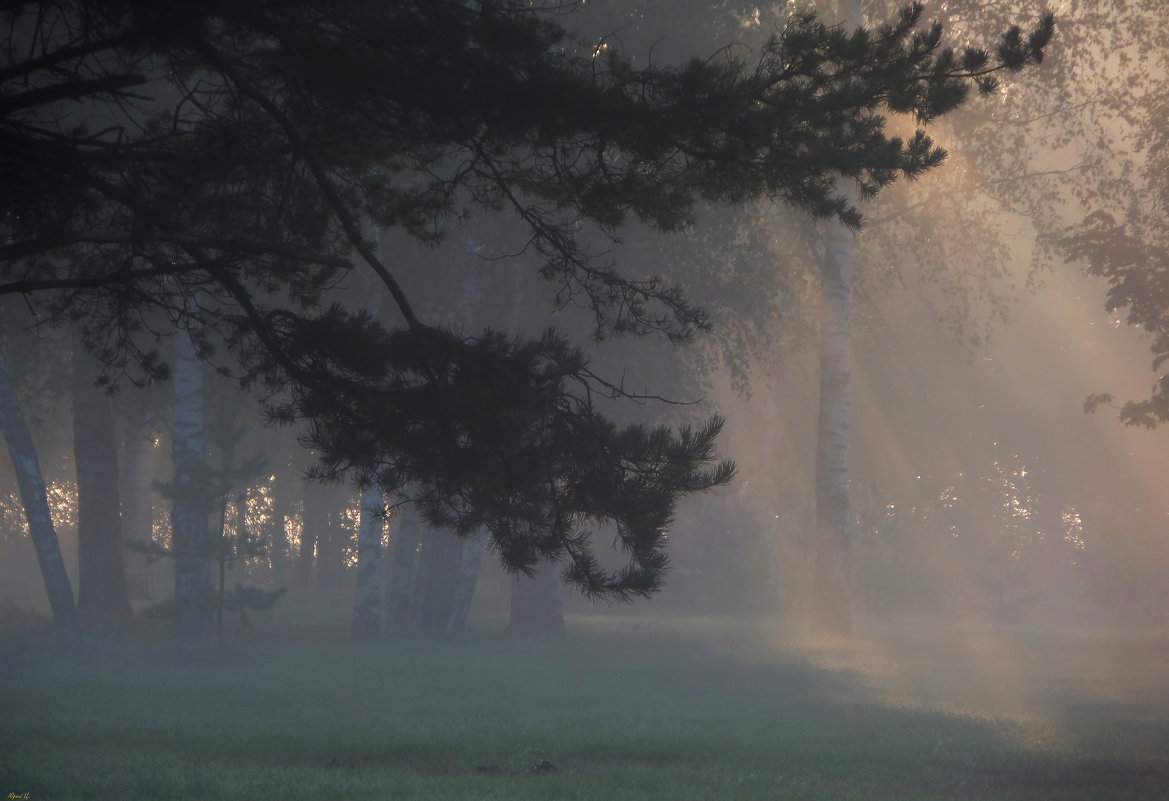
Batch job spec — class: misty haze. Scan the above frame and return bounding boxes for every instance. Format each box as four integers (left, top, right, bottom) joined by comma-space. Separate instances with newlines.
1, 1, 1167, 799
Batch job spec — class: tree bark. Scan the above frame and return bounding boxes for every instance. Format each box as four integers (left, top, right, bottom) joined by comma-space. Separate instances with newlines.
811, 184, 857, 636
294, 494, 316, 587
406, 525, 432, 633
171, 328, 213, 632
386, 500, 420, 633
413, 528, 462, 634
351, 222, 386, 635
352, 486, 384, 636
265, 466, 293, 586
0, 350, 76, 627
301, 480, 341, 590
119, 410, 158, 599
72, 335, 131, 620
809, 0, 862, 637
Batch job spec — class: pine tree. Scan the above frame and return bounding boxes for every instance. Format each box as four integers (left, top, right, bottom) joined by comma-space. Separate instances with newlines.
0, 0, 1052, 602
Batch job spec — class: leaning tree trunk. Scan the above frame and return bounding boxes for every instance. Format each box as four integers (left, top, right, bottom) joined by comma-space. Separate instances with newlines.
72, 335, 131, 621
352, 487, 385, 636
172, 328, 213, 632
0, 350, 76, 627
809, 0, 863, 637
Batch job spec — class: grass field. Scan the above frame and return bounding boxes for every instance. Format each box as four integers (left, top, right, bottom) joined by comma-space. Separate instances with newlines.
2, 605, 1167, 800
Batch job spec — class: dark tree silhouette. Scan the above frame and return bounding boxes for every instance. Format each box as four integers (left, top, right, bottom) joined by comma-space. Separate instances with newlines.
0, 0, 1051, 600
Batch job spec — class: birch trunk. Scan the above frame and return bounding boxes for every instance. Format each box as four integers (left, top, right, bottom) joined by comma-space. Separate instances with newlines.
72, 336, 131, 620
120, 414, 158, 599
172, 328, 213, 632
352, 487, 384, 635
0, 350, 76, 627
812, 202, 855, 634
811, 0, 863, 636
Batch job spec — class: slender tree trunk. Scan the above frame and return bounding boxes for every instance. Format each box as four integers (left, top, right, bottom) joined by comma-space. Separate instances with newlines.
407, 525, 433, 634
352, 487, 384, 636
0, 350, 76, 627
351, 222, 386, 635
415, 529, 462, 634
811, 181, 857, 636
446, 528, 485, 634
299, 480, 329, 589
172, 328, 213, 632
809, 0, 862, 637
72, 336, 131, 620
265, 468, 292, 587
508, 562, 565, 636
119, 413, 158, 599
294, 495, 316, 588
303, 482, 347, 590
386, 500, 420, 633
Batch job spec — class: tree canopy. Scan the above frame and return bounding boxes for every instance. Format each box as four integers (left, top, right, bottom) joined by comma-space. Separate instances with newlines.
0, 0, 1052, 599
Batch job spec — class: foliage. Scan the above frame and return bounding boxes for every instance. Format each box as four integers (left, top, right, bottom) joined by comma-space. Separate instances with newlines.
0, 0, 1051, 598
849, 444, 1092, 621
893, 0, 1169, 425
129, 533, 286, 637
1067, 212, 1169, 427
131, 403, 284, 636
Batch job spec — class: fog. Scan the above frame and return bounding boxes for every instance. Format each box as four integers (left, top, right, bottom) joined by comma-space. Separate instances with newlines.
2, 0, 1169, 798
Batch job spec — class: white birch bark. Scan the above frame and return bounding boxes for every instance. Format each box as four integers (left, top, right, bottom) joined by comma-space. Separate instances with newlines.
813, 191, 855, 633
119, 416, 158, 599
171, 327, 213, 631
811, 0, 863, 635
0, 350, 76, 626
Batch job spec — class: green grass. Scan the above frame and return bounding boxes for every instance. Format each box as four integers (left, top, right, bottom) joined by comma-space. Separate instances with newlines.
1, 609, 1167, 800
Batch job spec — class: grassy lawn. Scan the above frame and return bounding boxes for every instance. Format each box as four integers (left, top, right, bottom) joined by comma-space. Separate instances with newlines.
1, 607, 1167, 800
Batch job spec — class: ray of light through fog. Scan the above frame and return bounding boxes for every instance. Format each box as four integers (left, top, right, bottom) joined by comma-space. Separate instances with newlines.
1, 1, 1168, 799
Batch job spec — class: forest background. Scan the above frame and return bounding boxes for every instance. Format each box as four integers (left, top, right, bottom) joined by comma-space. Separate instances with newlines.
1, 0, 1166, 637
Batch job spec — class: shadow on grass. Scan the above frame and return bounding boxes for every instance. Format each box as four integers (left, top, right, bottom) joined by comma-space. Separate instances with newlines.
2, 616, 1168, 800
